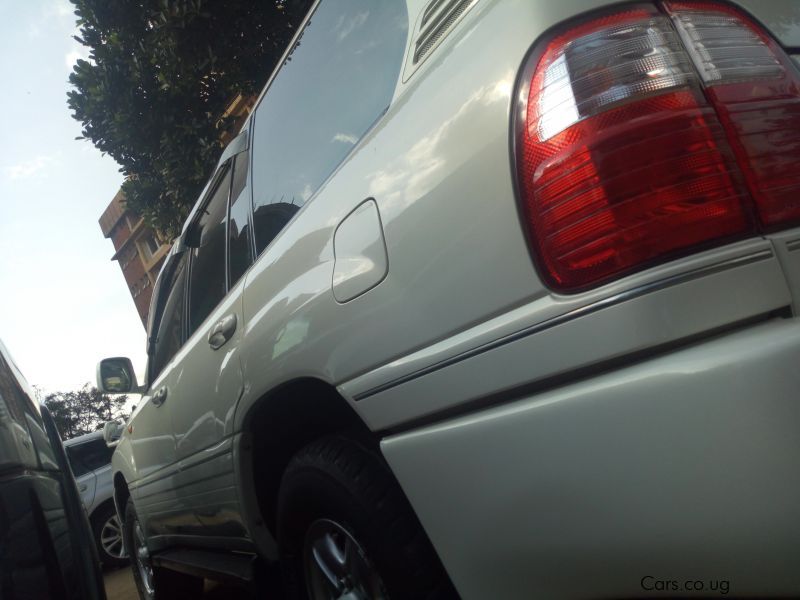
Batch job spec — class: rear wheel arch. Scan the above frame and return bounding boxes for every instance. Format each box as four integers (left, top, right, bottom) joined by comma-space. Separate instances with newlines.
241, 377, 378, 536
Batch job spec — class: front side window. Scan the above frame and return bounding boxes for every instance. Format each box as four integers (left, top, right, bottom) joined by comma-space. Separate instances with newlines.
188, 167, 231, 337
251, 0, 409, 254
150, 252, 188, 382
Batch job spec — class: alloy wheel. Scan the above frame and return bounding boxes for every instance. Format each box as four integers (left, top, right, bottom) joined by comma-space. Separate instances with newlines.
100, 514, 127, 560
133, 520, 155, 598
303, 518, 389, 600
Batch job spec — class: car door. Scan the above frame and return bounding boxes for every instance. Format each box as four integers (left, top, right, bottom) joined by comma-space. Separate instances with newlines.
66, 446, 97, 510
66, 439, 113, 513
165, 145, 251, 538
127, 248, 187, 535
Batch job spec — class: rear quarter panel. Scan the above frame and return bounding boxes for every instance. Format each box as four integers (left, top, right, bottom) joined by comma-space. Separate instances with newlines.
237, 0, 798, 425
237, 0, 566, 421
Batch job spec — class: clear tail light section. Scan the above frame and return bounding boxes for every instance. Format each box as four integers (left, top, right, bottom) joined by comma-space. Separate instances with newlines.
515, 1, 800, 292
665, 2, 800, 229
667, 4, 784, 84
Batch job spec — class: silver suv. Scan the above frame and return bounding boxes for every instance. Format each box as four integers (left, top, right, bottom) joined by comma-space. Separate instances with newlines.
64, 431, 127, 567
99, 0, 800, 598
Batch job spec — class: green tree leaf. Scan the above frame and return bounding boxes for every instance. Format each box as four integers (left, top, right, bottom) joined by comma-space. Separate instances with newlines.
67, 0, 311, 237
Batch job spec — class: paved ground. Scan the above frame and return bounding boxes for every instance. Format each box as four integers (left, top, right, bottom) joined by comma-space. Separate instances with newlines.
103, 566, 257, 599
103, 568, 138, 600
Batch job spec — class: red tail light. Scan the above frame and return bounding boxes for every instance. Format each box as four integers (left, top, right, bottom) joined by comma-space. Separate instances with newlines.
514, 1, 800, 292
664, 2, 800, 229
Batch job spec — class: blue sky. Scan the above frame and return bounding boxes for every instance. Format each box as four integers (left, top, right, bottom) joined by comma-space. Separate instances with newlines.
0, 0, 146, 393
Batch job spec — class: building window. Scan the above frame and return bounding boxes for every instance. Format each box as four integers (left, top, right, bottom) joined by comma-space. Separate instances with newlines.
125, 212, 140, 231
120, 246, 138, 270
131, 275, 151, 299
145, 234, 160, 256
139, 233, 161, 262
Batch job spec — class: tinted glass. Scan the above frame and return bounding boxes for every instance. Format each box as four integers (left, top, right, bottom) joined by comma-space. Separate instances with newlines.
229, 151, 254, 287
0, 349, 53, 468
188, 168, 231, 336
151, 252, 188, 381
67, 439, 113, 477
251, 0, 408, 253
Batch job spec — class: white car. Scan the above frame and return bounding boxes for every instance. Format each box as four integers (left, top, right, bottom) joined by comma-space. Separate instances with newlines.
64, 431, 127, 567
99, 0, 800, 598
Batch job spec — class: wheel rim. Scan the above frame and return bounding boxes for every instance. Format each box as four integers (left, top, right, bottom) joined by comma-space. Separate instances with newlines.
133, 520, 155, 597
303, 519, 389, 600
100, 514, 127, 559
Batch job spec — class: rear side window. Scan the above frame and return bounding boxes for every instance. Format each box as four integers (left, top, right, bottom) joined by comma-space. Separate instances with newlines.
188, 167, 232, 336
251, 0, 408, 254
67, 439, 113, 477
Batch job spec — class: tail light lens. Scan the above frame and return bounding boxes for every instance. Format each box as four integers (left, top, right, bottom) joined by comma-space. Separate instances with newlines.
515, 1, 800, 292
665, 2, 800, 229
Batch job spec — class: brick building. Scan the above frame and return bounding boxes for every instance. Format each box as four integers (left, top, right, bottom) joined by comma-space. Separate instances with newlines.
98, 191, 171, 327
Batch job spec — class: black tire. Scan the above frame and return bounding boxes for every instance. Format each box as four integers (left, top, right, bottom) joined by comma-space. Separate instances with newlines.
277, 436, 457, 600
123, 499, 204, 600
92, 503, 128, 568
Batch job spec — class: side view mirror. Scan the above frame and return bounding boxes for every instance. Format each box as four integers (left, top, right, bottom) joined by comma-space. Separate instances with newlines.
97, 357, 139, 394
102, 420, 125, 448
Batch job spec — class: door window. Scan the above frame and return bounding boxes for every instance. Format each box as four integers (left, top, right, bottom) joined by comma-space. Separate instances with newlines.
228, 151, 254, 287
188, 167, 232, 337
150, 252, 188, 382
251, 0, 409, 254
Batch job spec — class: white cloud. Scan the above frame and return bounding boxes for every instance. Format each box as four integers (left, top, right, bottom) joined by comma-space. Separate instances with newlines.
65, 46, 90, 70
332, 132, 358, 145
28, 1, 75, 38
4, 156, 53, 180
45, 0, 74, 18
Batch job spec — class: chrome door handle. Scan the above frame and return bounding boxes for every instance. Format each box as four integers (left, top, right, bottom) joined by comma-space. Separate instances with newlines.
78, 484, 87, 492
152, 387, 168, 407
208, 314, 237, 350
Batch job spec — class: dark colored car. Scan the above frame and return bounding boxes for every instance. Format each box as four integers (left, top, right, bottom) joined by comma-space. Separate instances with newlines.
0, 339, 106, 600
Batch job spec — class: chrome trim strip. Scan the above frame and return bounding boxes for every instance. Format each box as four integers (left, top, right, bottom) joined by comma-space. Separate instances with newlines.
786, 239, 800, 252
353, 250, 775, 401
